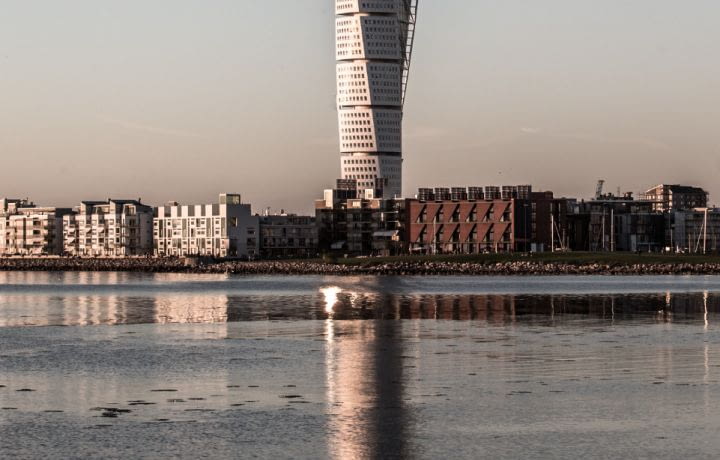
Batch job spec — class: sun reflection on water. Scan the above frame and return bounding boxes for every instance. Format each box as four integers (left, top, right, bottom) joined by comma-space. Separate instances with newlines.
321, 286, 343, 315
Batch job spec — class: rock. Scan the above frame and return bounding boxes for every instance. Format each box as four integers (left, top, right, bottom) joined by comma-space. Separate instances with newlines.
2, 256, 720, 276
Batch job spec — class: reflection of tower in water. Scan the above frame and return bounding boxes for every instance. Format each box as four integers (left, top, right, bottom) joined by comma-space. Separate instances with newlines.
323, 287, 411, 459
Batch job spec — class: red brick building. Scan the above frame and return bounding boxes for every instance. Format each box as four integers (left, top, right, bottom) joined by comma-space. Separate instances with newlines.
405, 190, 532, 254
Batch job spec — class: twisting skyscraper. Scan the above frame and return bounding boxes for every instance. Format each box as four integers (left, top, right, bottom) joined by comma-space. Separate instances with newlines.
335, 0, 418, 198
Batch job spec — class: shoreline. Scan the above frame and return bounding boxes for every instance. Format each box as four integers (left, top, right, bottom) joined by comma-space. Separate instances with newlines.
2, 257, 720, 276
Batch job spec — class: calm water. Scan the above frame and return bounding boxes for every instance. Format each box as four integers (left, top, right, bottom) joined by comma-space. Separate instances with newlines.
2, 273, 720, 459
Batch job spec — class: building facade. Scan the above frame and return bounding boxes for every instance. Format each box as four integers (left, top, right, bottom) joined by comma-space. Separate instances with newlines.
154, 194, 259, 259
1, 198, 33, 215
0, 200, 72, 256
404, 187, 532, 254
529, 192, 576, 252
566, 196, 663, 252
259, 215, 318, 259
614, 213, 666, 252
316, 188, 404, 256
335, 0, 418, 198
643, 184, 708, 213
669, 208, 720, 253
63, 200, 153, 257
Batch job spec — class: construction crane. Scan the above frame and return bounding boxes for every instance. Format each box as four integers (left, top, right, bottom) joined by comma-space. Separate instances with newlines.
595, 180, 605, 199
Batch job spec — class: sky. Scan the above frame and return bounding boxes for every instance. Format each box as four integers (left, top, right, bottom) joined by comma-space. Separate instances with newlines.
1, 0, 719, 213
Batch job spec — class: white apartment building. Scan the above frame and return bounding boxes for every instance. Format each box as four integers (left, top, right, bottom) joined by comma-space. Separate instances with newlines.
0, 199, 72, 256
63, 200, 154, 257
154, 194, 259, 259
335, 0, 418, 198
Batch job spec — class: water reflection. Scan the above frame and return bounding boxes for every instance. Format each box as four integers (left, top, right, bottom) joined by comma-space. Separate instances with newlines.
325, 317, 409, 459
322, 290, 720, 324
321, 287, 343, 316
4, 285, 720, 327
154, 295, 229, 324
4, 274, 720, 458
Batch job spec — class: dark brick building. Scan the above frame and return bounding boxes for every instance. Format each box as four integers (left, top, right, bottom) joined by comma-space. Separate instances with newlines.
404, 187, 533, 254
316, 186, 404, 256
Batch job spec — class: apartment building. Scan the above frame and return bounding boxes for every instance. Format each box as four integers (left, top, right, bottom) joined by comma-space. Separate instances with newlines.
154, 194, 259, 259
63, 200, 153, 257
259, 215, 318, 259
529, 192, 576, 252
316, 186, 404, 256
1, 198, 33, 215
0, 199, 72, 256
643, 184, 709, 213
567, 195, 663, 252
405, 187, 530, 254
669, 208, 720, 253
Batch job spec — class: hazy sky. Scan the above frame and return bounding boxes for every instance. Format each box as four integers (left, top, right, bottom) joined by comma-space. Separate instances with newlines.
2, 0, 719, 213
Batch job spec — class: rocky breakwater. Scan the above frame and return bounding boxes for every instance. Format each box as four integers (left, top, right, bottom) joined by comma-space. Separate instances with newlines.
2, 257, 720, 276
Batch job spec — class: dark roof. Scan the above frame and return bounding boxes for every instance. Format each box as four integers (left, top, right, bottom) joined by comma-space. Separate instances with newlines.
666, 185, 707, 194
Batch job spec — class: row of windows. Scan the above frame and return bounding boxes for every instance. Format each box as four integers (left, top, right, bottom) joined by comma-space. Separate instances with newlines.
341, 166, 400, 175
345, 173, 400, 181
338, 72, 399, 81
338, 81, 400, 94
337, 42, 363, 49
337, 20, 360, 27
340, 96, 370, 103
340, 128, 401, 137
344, 156, 398, 165
338, 95, 400, 105
336, 17, 397, 27
341, 144, 400, 150
343, 158, 376, 164
338, 80, 399, 90
363, 18, 397, 26
339, 129, 400, 138
347, 174, 377, 180
338, 64, 366, 72
337, 62, 401, 73
364, 46, 399, 54
339, 87, 368, 94
345, 166, 377, 172
336, 1, 397, 14
340, 119, 371, 126
369, 78, 400, 86
365, 30, 398, 38
339, 110, 401, 119
337, 50, 400, 60
338, 73, 367, 81
336, 45, 400, 60
342, 142, 375, 149
374, 111, 402, 119
342, 134, 373, 141
336, 40, 399, 50
375, 123, 401, 130
342, 111, 371, 118
341, 128, 372, 135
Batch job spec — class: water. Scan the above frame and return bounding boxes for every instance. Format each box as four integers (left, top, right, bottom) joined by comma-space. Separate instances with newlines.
2, 273, 720, 459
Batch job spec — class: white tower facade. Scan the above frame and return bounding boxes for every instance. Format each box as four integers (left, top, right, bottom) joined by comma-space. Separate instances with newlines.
335, 0, 418, 199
